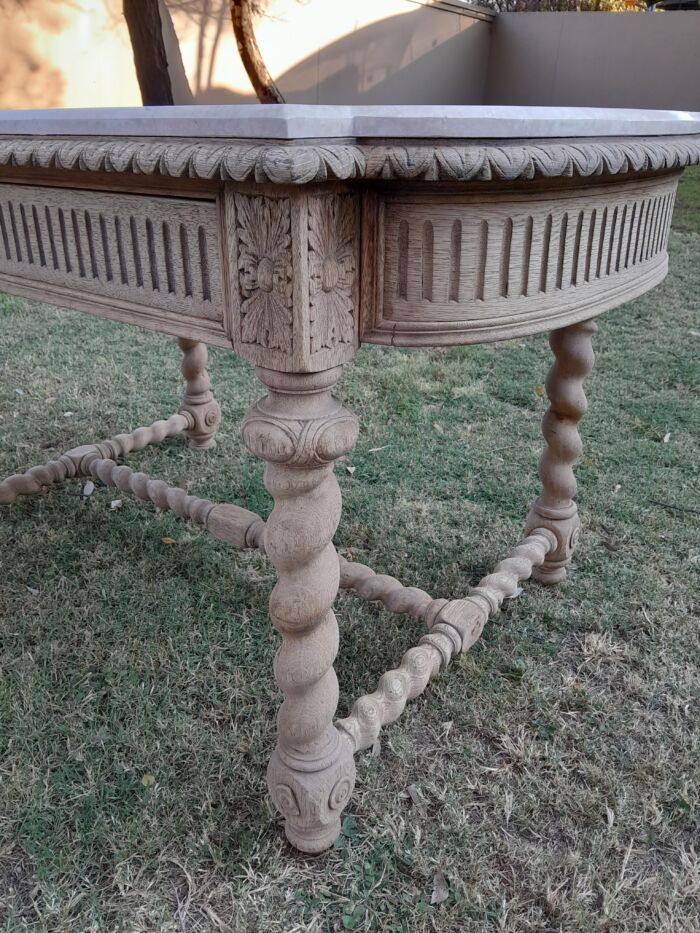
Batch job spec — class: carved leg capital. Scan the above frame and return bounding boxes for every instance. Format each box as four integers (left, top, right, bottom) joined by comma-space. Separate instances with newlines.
526, 320, 596, 584
178, 338, 221, 449
244, 365, 358, 853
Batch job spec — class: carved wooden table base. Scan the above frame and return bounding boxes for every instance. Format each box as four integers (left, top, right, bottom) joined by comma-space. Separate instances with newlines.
1, 324, 593, 853
1, 110, 695, 853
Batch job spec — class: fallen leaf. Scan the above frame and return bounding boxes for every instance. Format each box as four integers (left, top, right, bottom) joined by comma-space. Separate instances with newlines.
26, 585, 39, 596
341, 903, 364, 930
534, 385, 545, 397
433, 422, 445, 435
663, 431, 671, 444
162, 537, 177, 545
401, 783, 426, 814
89, 729, 110, 747
431, 869, 449, 905
110, 499, 123, 510
141, 773, 155, 787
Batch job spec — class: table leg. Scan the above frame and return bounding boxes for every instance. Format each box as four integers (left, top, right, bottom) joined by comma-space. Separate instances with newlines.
524, 320, 597, 584
177, 338, 221, 449
242, 365, 358, 853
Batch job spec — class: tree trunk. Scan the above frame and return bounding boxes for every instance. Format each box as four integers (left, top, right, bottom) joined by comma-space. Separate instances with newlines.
229, 0, 284, 104
123, 0, 174, 106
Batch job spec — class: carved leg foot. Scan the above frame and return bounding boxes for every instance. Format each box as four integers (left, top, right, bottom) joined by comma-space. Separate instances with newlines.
178, 338, 221, 449
524, 320, 596, 584
243, 365, 358, 853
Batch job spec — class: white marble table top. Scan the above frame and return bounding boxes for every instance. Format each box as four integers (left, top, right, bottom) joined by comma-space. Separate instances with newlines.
1, 105, 700, 140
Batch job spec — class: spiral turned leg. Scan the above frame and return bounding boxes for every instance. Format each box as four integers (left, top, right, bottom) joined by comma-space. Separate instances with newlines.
242, 365, 358, 854
178, 338, 221, 449
524, 320, 597, 584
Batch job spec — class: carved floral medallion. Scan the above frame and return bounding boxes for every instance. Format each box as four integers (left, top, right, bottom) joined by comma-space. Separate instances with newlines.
308, 194, 357, 354
236, 193, 293, 351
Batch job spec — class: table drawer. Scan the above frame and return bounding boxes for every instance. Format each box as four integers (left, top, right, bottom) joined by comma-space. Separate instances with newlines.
0, 183, 226, 342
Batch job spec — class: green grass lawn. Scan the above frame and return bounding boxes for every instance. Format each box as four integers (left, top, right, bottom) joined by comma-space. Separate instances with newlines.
0, 170, 698, 932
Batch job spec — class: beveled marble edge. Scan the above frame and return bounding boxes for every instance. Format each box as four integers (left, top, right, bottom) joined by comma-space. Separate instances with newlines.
1, 105, 700, 140
1, 134, 699, 184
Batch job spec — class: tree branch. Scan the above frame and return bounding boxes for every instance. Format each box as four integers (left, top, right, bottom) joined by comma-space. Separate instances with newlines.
229, 0, 284, 104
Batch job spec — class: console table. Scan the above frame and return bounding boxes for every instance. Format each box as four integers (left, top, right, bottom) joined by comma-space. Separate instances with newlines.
1, 105, 698, 854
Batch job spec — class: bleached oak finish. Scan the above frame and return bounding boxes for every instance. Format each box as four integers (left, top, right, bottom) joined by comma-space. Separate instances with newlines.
1, 107, 696, 854
524, 320, 597, 583
336, 530, 556, 753
86, 455, 215, 525
0, 413, 190, 504
225, 185, 360, 372
0, 181, 226, 345
177, 338, 221, 449
242, 365, 359, 853
338, 558, 447, 623
1, 132, 700, 185
362, 173, 677, 346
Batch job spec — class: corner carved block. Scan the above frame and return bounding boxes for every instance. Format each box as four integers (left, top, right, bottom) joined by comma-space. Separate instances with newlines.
226, 187, 359, 373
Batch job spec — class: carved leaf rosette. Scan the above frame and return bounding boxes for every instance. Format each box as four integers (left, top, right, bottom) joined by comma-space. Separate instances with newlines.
308, 194, 357, 355
236, 193, 293, 351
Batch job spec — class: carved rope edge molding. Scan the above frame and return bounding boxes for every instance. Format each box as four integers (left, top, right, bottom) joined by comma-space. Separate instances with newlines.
1, 135, 700, 184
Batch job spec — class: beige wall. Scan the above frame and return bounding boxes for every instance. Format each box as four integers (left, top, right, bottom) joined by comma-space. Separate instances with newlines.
0, 0, 142, 110
166, 0, 492, 105
0, 0, 492, 110
486, 12, 700, 111
4, 3, 696, 115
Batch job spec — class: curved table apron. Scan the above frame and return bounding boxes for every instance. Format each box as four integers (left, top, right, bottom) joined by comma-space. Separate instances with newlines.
1, 105, 698, 854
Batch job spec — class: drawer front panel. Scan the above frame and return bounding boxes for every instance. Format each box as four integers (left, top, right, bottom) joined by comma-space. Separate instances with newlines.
363, 173, 679, 346
0, 183, 224, 326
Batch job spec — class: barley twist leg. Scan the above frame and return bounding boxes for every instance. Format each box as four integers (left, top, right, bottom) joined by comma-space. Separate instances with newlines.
178, 338, 221, 449
524, 320, 596, 584
242, 365, 358, 854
